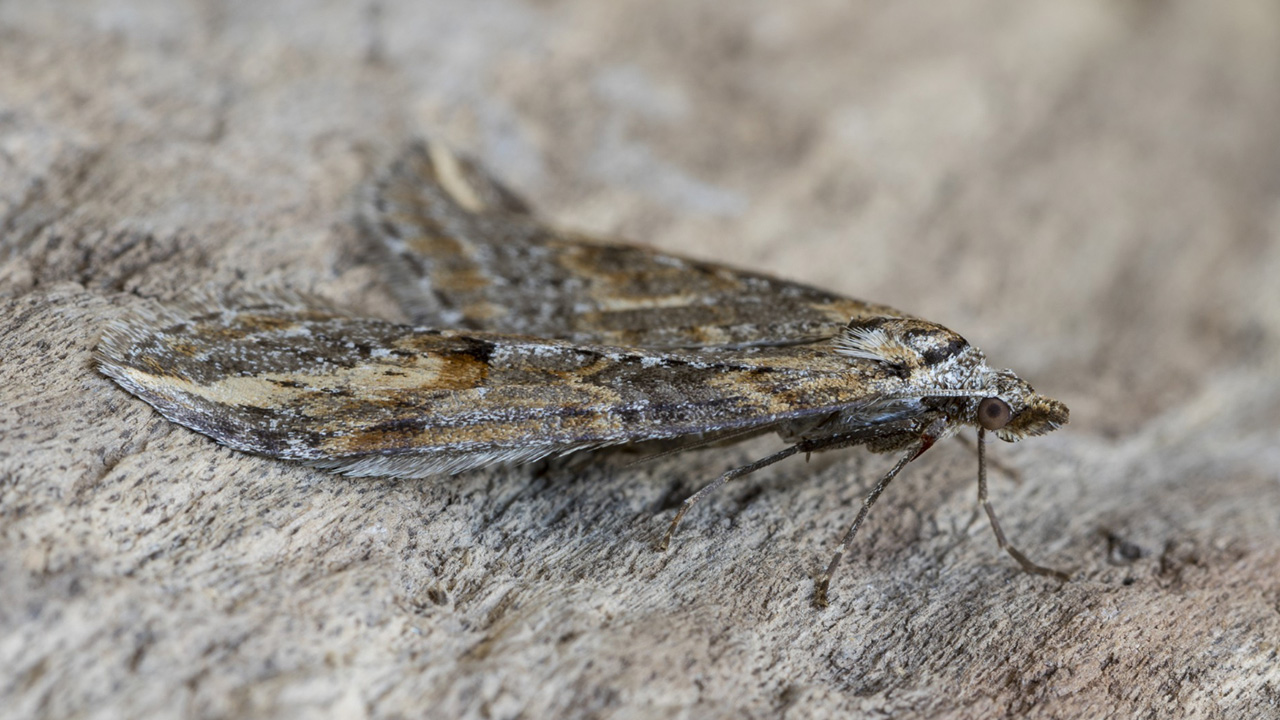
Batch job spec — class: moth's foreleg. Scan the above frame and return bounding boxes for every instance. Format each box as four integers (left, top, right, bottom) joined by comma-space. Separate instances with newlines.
811, 439, 930, 609
657, 444, 802, 552
976, 428, 1071, 582
955, 432, 1023, 484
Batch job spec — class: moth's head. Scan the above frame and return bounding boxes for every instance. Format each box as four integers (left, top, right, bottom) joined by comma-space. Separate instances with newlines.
973, 369, 1069, 442
833, 316, 1067, 441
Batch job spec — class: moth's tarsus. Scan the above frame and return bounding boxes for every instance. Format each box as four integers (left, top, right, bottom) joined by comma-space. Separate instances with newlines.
982, 501, 1072, 581
813, 569, 836, 609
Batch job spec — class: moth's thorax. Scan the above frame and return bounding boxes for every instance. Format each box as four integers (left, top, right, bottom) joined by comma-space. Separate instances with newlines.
834, 315, 986, 391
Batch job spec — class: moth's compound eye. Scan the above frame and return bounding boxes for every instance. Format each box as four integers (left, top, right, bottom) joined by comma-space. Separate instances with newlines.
978, 397, 1013, 431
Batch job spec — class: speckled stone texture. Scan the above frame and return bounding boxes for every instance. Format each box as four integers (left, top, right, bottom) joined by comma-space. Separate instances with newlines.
2, 2, 1278, 718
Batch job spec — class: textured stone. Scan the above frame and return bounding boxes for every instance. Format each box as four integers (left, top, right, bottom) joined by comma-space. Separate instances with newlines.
2, 1, 1278, 718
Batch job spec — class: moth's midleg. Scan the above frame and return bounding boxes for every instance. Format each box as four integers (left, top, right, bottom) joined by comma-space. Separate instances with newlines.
976, 429, 1071, 581
658, 444, 802, 552
811, 438, 932, 609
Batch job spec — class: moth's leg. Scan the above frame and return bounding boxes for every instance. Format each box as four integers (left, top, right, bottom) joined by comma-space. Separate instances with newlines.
955, 432, 1023, 484
658, 444, 802, 552
812, 438, 932, 609
976, 428, 1071, 581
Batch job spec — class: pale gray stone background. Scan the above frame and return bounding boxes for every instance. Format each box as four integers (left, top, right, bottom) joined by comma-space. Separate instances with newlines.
2, 1, 1278, 718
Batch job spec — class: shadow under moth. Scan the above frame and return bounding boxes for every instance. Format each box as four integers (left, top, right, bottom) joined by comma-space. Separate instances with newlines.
96, 140, 1070, 607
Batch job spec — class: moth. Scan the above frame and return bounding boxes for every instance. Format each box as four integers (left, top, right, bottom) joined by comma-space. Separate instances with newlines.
96, 140, 1070, 607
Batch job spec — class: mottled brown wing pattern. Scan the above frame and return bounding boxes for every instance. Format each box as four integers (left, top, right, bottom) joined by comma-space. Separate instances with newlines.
95, 294, 909, 478
363, 141, 907, 349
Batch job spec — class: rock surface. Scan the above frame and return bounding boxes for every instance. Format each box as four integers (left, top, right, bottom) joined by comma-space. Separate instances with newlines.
2, 1, 1278, 718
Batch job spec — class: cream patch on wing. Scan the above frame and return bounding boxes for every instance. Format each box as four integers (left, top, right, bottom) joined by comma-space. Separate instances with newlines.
118, 352, 488, 409
590, 293, 705, 312
428, 143, 486, 213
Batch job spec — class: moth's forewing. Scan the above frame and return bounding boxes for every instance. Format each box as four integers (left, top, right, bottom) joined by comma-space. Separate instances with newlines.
95, 299, 907, 477
365, 141, 906, 350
